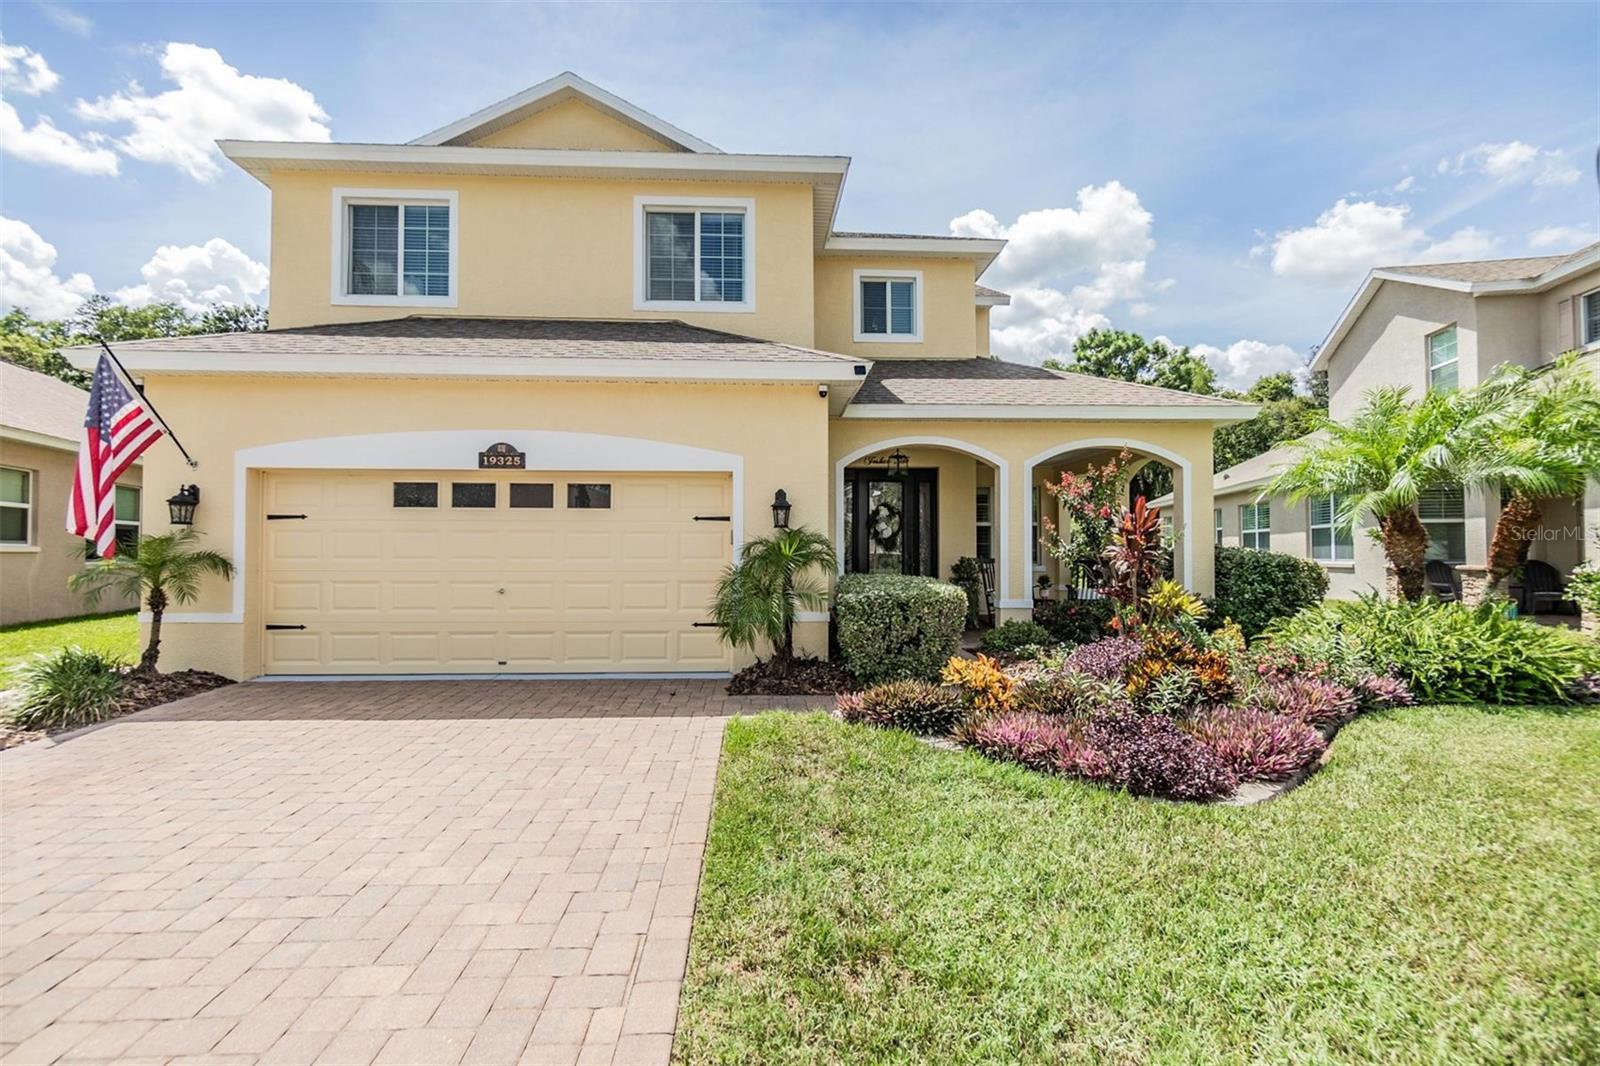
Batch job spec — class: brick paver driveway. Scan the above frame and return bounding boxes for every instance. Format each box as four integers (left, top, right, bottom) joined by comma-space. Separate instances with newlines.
0, 680, 820, 1065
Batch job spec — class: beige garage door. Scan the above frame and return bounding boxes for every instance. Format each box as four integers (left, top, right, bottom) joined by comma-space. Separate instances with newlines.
261, 470, 733, 674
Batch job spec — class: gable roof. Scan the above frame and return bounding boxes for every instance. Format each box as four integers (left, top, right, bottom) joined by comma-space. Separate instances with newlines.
409, 72, 721, 153
62, 317, 869, 385
1312, 240, 1600, 372
974, 284, 1011, 307
0, 360, 90, 448
844, 359, 1256, 421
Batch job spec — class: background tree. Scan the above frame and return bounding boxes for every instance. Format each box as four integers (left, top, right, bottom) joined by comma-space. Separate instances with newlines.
1213, 372, 1326, 472
0, 310, 85, 385
710, 528, 836, 676
1266, 387, 1456, 601
1046, 328, 1219, 395
69, 529, 236, 674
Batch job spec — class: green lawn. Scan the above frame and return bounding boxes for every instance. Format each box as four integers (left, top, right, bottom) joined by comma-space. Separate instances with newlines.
0, 611, 139, 677
678, 706, 1600, 1064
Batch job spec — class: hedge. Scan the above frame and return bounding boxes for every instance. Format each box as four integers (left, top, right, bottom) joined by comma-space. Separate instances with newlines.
1211, 546, 1329, 638
835, 573, 967, 684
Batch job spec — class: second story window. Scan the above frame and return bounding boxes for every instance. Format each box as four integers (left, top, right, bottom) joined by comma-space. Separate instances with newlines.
635, 197, 755, 312
1426, 325, 1458, 391
854, 270, 921, 342
333, 189, 457, 307
1583, 290, 1600, 346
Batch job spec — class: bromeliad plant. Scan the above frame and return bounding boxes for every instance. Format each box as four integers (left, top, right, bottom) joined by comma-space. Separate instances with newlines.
711, 527, 836, 678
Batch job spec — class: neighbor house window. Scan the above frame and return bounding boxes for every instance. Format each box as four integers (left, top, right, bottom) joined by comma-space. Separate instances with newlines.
1309, 494, 1355, 562
333, 189, 457, 305
1240, 501, 1270, 550
85, 485, 140, 559
636, 199, 754, 309
1427, 325, 1458, 391
1, 467, 31, 546
975, 485, 993, 560
1214, 508, 1223, 546
1419, 484, 1466, 564
1583, 290, 1600, 346
855, 271, 921, 341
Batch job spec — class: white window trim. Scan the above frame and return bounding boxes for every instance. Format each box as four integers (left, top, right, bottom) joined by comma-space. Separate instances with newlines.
1580, 288, 1600, 348
1239, 501, 1270, 551
1308, 494, 1355, 563
1426, 323, 1458, 391
1214, 507, 1223, 546
329, 187, 459, 308
852, 269, 924, 343
632, 195, 756, 313
1419, 485, 1467, 565
1, 466, 33, 547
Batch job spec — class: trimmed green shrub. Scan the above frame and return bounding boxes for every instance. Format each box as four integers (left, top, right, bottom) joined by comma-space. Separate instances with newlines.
838, 680, 965, 734
1033, 597, 1114, 646
1265, 595, 1600, 704
835, 574, 967, 684
11, 647, 126, 731
979, 620, 1052, 657
1211, 546, 1329, 638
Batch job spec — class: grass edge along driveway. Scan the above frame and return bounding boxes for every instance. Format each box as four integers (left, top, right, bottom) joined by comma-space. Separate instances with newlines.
676, 706, 1600, 1064
0, 611, 138, 677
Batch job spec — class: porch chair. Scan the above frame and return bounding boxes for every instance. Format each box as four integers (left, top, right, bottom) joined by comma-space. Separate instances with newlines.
1425, 560, 1460, 602
976, 558, 998, 627
1520, 559, 1576, 616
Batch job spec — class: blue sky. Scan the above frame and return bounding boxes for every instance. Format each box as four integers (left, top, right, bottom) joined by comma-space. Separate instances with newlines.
2, 1, 1595, 387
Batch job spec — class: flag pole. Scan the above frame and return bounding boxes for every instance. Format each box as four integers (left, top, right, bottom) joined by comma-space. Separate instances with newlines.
97, 338, 200, 470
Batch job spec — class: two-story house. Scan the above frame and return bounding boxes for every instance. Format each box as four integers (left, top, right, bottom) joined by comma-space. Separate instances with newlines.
66, 73, 1252, 679
1202, 241, 1599, 606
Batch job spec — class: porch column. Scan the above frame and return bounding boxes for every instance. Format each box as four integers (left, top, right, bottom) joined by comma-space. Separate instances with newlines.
996, 453, 1032, 625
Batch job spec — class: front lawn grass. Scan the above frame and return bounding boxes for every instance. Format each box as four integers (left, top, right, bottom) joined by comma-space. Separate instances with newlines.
0, 611, 138, 677
677, 706, 1600, 1064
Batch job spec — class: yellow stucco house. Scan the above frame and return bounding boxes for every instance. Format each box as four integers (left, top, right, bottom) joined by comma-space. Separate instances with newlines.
67, 73, 1254, 679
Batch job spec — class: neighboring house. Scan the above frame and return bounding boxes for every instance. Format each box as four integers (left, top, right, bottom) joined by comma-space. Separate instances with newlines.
1195, 243, 1600, 604
0, 361, 143, 626
63, 72, 1252, 679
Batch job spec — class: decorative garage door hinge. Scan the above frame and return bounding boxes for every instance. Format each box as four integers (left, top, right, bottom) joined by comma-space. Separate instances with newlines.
692, 515, 731, 521
691, 622, 719, 627
264, 624, 306, 631
266, 513, 308, 520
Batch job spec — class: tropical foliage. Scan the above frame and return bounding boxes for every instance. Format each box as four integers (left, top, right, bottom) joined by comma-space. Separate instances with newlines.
10, 647, 126, 731
710, 527, 835, 676
69, 528, 236, 673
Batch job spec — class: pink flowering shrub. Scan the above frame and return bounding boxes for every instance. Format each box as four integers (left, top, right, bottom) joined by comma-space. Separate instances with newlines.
1246, 676, 1360, 728
1186, 708, 1327, 781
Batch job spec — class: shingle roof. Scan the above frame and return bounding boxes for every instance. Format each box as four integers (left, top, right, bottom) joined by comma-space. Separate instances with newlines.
1381, 241, 1600, 284
80, 317, 859, 365
974, 284, 1010, 300
0, 360, 90, 443
849, 358, 1255, 410
831, 231, 997, 241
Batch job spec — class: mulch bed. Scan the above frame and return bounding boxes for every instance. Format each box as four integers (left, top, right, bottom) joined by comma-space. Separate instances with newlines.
0, 669, 234, 750
728, 657, 857, 696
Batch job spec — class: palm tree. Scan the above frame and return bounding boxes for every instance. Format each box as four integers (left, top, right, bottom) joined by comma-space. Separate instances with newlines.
71, 528, 235, 674
710, 527, 835, 676
1266, 387, 1457, 601
1447, 353, 1600, 588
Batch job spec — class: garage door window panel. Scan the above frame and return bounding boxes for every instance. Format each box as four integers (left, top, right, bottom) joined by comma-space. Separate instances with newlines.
452, 483, 497, 508
393, 482, 438, 508
511, 483, 554, 508
568, 483, 612, 509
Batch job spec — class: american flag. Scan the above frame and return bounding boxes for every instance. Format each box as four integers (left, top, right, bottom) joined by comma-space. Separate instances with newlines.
67, 354, 164, 558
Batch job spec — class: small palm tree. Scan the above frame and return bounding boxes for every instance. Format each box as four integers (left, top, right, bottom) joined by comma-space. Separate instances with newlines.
1267, 387, 1457, 601
710, 527, 836, 676
1448, 352, 1600, 588
71, 528, 235, 674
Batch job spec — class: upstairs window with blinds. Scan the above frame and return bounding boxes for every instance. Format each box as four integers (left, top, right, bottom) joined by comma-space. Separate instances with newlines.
857, 274, 919, 340
1583, 290, 1600, 346
341, 194, 455, 303
644, 209, 746, 304
1427, 325, 1458, 392
1419, 484, 1466, 564
1309, 494, 1355, 562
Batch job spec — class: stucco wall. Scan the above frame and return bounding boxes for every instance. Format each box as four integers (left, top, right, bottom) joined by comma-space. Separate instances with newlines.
467, 98, 679, 152
132, 375, 831, 678
267, 171, 818, 346
1327, 281, 1476, 420
1541, 264, 1600, 355
0, 439, 141, 625
813, 256, 980, 360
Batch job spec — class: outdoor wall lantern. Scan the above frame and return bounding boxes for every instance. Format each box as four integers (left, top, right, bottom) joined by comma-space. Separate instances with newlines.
771, 489, 792, 529
167, 484, 200, 525
868, 449, 911, 477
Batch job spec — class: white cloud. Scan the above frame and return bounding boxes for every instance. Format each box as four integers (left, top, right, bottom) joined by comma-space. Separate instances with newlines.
1529, 224, 1597, 250
75, 42, 331, 181
1391, 175, 1415, 193
0, 216, 95, 319
35, 4, 94, 37
115, 237, 267, 312
1265, 199, 1500, 280
1446, 141, 1581, 188
952, 182, 1170, 365
0, 99, 118, 174
1188, 338, 1306, 392
0, 38, 61, 94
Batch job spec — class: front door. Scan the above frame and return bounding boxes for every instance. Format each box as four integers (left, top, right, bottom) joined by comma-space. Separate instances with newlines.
844, 468, 938, 576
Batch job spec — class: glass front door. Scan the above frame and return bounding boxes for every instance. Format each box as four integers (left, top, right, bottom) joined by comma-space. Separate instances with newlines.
845, 469, 938, 576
